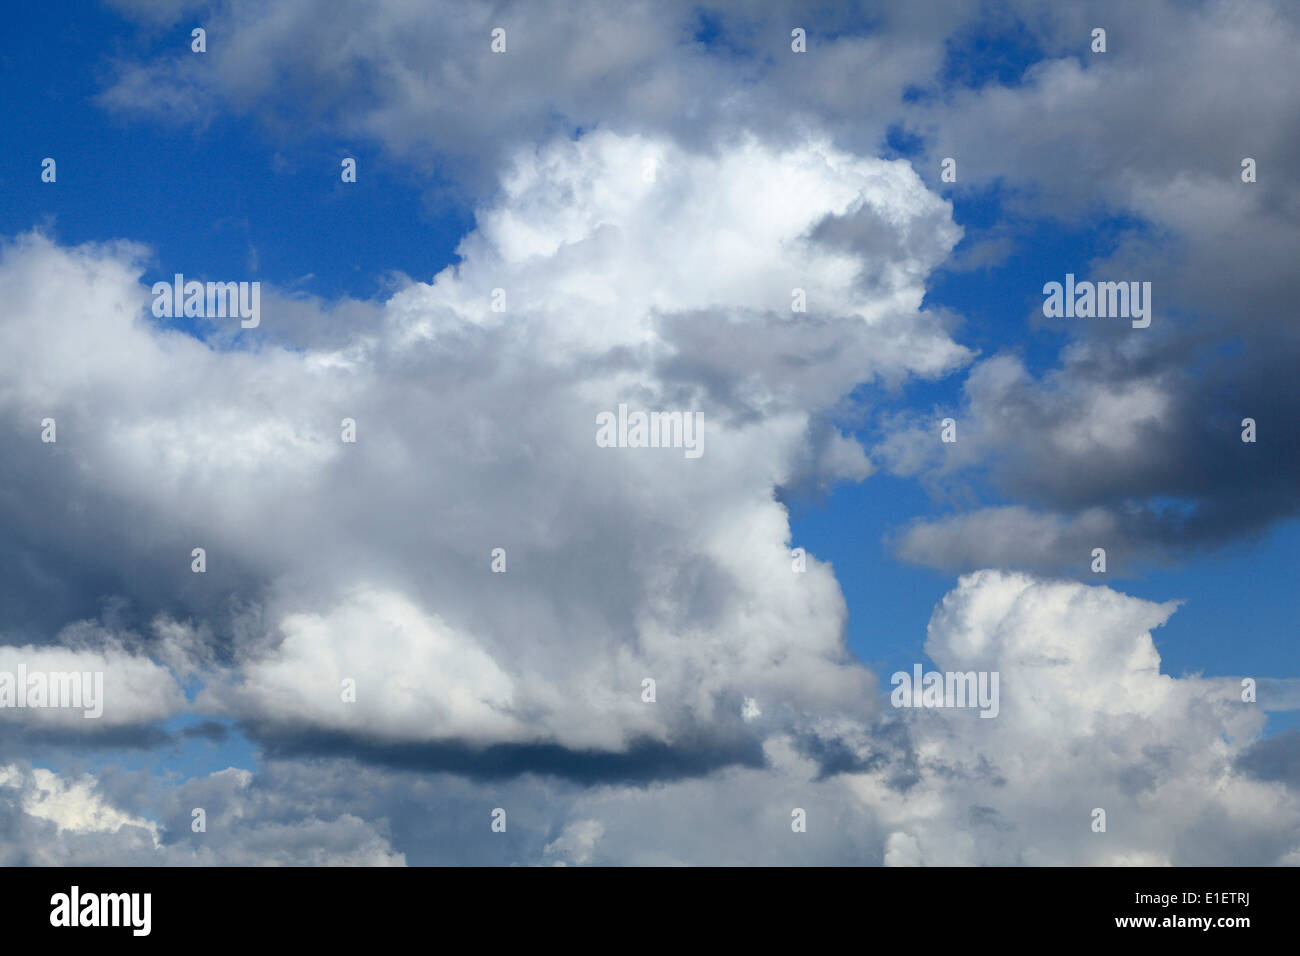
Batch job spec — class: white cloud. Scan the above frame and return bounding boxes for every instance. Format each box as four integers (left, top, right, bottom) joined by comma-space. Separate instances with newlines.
0, 763, 406, 865
543, 819, 604, 865
3, 570, 1295, 865
0, 765, 161, 847
0, 641, 184, 728
838, 571, 1300, 866
214, 587, 525, 744
0, 129, 966, 757
97, 0, 968, 186
8, 0, 1299, 865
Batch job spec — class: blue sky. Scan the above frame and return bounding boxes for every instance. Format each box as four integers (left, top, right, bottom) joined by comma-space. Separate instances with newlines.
1, 1, 1297, 866
1, 4, 468, 304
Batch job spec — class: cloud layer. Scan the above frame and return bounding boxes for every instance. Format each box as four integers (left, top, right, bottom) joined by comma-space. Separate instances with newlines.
1, 0, 1296, 866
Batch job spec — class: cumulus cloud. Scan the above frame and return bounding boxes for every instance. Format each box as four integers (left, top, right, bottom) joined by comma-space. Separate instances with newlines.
0, 129, 968, 770
0, 641, 184, 728
97, 0, 974, 187
95, 0, 1300, 572
844, 571, 1299, 866
868, 0, 1300, 570
4, 0, 1296, 867
0, 765, 162, 852
2, 572, 1295, 866
0, 763, 405, 865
